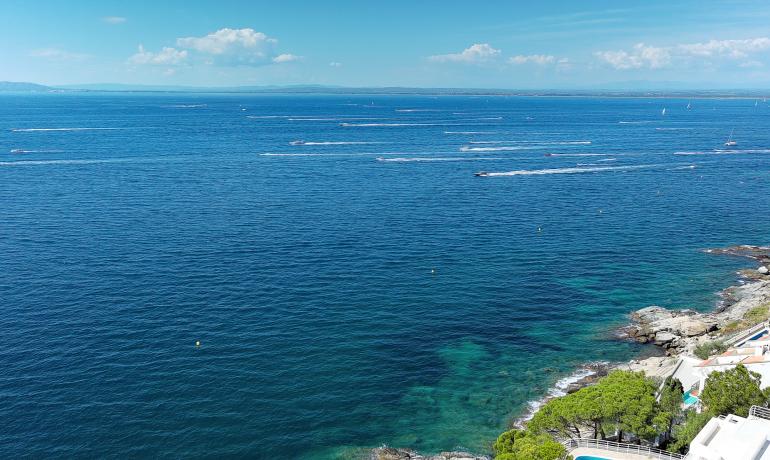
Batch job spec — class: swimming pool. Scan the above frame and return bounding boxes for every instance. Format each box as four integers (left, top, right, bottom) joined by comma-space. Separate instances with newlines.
683, 390, 699, 406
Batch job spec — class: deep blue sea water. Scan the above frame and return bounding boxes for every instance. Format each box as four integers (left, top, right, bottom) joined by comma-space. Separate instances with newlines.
2, 93, 770, 458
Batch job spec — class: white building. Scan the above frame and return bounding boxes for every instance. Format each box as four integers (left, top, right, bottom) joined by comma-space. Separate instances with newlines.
692, 329, 770, 395
687, 406, 770, 460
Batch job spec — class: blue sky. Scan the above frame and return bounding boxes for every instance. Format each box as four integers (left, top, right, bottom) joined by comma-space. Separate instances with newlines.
3, 0, 770, 88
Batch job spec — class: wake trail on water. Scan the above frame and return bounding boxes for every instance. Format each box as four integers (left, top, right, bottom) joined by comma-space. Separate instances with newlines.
674, 149, 770, 155
10, 149, 64, 154
479, 163, 667, 176
444, 131, 498, 135
261, 152, 432, 157
289, 141, 384, 146
376, 157, 503, 162
469, 141, 591, 145
11, 127, 124, 132
0, 158, 140, 166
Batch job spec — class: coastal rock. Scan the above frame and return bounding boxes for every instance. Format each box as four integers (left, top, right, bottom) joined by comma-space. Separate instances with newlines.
759, 266, 769, 275
705, 245, 770, 262
653, 331, 677, 346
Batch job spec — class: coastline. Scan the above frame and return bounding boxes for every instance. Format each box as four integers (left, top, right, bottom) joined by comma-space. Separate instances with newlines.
514, 245, 770, 430
371, 245, 770, 460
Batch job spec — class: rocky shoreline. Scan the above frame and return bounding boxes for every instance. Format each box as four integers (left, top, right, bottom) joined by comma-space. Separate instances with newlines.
369, 245, 770, 460
621, 245, 770, 359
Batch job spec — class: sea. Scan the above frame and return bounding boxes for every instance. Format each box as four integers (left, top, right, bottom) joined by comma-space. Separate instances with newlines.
2, 93, 769, 458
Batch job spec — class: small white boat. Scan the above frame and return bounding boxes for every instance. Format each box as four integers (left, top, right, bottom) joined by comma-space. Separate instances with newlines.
474, 171, 490, 177
661, 107, 667, 116
686, 101, 691, 110
290, 140, 306, 145
724, 129, 737, 147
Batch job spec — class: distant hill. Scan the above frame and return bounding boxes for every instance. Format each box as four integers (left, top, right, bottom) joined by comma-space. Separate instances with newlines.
3, 81, 770, 98
0, 81, 52, 92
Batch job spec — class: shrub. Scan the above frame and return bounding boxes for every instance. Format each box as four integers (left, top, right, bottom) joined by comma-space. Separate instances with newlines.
493, 429, 568, 460
694, 340, 727, 360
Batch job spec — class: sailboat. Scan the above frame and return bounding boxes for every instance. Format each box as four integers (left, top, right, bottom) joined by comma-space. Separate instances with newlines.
686, 101, 692, 110
724, 129, 737, 147
661, 107, 667, 116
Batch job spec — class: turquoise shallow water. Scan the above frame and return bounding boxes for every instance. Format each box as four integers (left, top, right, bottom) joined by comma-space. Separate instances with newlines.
0, 94, 768, 458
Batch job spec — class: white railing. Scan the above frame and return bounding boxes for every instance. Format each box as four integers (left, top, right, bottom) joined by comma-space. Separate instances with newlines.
749, 405, 770, 421
723, 321, 768, 346
562, 438, 684, 459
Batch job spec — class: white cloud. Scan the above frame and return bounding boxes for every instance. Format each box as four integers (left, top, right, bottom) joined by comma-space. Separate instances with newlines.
596, 37, 770, 70
129, 45, 188, 65
30, 48, 89, 62
272, 53, 300, 63
509, 54, 556, 65
677, 38, 770, 59
176, 28, 280, 65
329, 61, 342, 67
429, 43, 501, 63
595, 43, 670, 69
102, 16, 126, 24
130, 28, 297, 67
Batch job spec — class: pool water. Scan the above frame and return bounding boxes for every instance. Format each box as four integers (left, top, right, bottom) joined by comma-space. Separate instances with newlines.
683, 390, 699, 406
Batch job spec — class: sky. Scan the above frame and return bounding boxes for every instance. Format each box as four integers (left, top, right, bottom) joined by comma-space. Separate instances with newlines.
3, 0, 770, 89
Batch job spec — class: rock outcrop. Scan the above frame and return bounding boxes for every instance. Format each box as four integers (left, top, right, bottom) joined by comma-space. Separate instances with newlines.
621, 245, 770, 356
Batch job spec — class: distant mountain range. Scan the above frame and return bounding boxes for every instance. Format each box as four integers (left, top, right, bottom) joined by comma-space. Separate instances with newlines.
0, 81, 54, 92
1, 80, 769, 97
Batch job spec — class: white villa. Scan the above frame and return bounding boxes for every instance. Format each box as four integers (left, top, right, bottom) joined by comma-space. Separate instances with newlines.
670, 324, 770, 408
686, 406, 770, 460
564, 406, 770, 460
563, 324, 770, 460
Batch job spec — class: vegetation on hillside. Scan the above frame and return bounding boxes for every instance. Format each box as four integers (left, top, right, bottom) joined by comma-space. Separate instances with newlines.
693, 340, 728, 360
494, 365, 770, 459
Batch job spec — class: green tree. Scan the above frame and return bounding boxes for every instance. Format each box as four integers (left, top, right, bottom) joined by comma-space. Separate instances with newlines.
528, 370, 659, 443
493, 429, 569, 460
653, 377, 684, 443
669, 411, 710, 454
528, 386, 603, 440
700, 364, 767, 417
594, 370, 659, 442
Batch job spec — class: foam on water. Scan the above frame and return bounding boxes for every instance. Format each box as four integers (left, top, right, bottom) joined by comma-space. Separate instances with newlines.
444, 131, 498, 134
164, 104, 207, 108
515, 366, 602, 426
260, 152, 430, 157
480, 164, 663, 176
10, 149, 64, 154
0, 158, 137, 166
376, 157, 503, 162
11, 127, 123, 132
341, 122, 448, 127
469, 141, 591, 145
289, 141, 383, 146
544, 153, 612, 157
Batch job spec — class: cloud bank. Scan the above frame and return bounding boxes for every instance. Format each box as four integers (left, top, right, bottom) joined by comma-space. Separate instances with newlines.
596, 37, 770, 69
429, 44, 501, 63
129, 28, 297, 67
